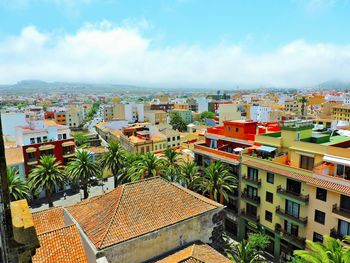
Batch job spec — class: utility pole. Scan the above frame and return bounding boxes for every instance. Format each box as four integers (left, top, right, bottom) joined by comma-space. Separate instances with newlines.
0, 114, 12, 262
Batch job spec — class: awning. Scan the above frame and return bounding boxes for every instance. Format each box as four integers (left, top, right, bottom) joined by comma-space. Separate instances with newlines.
25, 147, 37, 153
257, 146, 276, 153
324, 155, 350, 166
62, 141, 75, 147
39, 144, 55, 151
234, 147, 244, 152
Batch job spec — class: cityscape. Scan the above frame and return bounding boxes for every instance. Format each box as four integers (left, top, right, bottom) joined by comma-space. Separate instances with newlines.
1, 1, 350, 263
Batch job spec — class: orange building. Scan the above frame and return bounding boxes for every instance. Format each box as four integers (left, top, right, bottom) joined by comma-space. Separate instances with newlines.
54, 111, 66, 125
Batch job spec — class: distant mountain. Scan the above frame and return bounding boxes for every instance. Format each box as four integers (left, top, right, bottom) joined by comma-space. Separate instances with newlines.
317, 80, 350, 90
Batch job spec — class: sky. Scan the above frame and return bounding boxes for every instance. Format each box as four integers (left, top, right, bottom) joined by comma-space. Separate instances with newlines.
0, 0, 350, 87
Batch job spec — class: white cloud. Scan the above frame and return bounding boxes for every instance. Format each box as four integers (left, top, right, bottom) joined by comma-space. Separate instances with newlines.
1, 22, 350, 87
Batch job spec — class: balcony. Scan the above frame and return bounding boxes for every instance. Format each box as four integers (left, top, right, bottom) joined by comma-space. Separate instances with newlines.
193, 144, 240, 165
276, 186, 309, 205
330, 228, 350, 244
313, 162, 350, 188
27, 157, 38, 165
63, 150, 75, 158
332, 204, 350, 219
280, 230, 306, 248
241, 190, 260, 206
241, 175, 261, 187
276, 206, 308, 226
240, 208, 260, 223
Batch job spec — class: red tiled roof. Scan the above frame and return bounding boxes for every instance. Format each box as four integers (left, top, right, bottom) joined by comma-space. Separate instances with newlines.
67, 177, 222, 249
243, 160, 350, 196
32, 207, 65, 235
32, 225, 88, 263
155, 243, 231, 263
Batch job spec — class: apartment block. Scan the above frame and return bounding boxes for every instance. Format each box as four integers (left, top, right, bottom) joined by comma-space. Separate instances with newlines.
170, 109, 192, 124
239, 120, 350, 261
114, 103, 144, 123
332, 104, 350, 122
144, 110, 167, 125
103, 104, 114, 121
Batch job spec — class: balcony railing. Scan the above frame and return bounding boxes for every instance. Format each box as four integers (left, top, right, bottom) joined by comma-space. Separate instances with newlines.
242, 175, 261, 187
276, 186, 309, 204
241, 190, 260, 205
276, 206, 308, 226
332, 204, 350, 219
240, 208, 260, 223
281, 229, 306, 248
194, 144, 240, 163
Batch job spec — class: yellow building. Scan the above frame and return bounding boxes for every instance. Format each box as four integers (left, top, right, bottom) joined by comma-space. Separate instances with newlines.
239, 120, 350, 261
332, 104, 350, 121
144, 110, 167, 125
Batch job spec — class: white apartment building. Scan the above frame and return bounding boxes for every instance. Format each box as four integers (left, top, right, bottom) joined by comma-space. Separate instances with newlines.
15, 120, 71, 146
114, 103, 144, 123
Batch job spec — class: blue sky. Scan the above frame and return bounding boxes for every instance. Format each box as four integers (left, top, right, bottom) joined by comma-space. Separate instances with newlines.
0, 0, 350, 86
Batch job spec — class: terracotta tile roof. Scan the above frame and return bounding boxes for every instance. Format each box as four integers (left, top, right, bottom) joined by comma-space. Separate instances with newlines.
67, 177, 222, 249
155, 243, 231, 263
243, 160, 350, 196
32, 225, 88, 263
32, 207, 65, 235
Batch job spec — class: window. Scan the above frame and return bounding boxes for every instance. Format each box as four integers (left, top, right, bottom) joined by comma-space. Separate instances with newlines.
58, 134, 62, 140
30, 138, 35, 144
247, 186, 258, 198
339, 219, 350, 237
167, 138, 170, 142
247, 167, 258, 181
266, 192, 273, 203
316, 188, 327, 201
155, 145, 157, 150
300, 155, 314, 171
265, 211, 272, 222
286, 178, 301, 195
286, 200, 300, 218
36, 137, 41, 143
340, 195, 350, 213
146, 146, 150, 152
284, 220, 299, 236
314, 210, 325, 225
63, 133, 67, 139
140, 147, 144, 154
43, 136, 48, 142
313, 232, 324, 243
235, 128, 239, 132
267, 172, 274, 184
177, 136, 180, 140
172, 136, 175, 141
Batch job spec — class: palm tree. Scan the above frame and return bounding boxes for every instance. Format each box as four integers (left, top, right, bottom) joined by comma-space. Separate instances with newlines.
99, 141, 126, 188
162, 148, 182, 182
129, 152, 164, 181
293, 235, 350, 263
225, 233, 269, 263
66, 150, 100, 199
199, 161, 236, 204
28, 155, 65, 207
179, 162, 200, 191
299, 96, 308, 117
7, 167, 31, 201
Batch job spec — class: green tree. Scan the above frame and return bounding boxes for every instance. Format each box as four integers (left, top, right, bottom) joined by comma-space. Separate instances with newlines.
66, 150, 100, 199
199, 161, 236, 204
7, 167, 31, 201
161, 148, 183, 182
293, 235, 350, 263
179, 162, 200, 191
169, 111, 187, 132
299, 96, 308, 117
200, 111, 216, 120
28, 155, 66, 207
73, 132, 88, 147
99, 141, 126, 188
129, 153, 164, 181
225, 233, 269, 263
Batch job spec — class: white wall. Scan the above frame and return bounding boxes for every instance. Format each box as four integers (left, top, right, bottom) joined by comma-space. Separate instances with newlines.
1, 112, 26, 138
